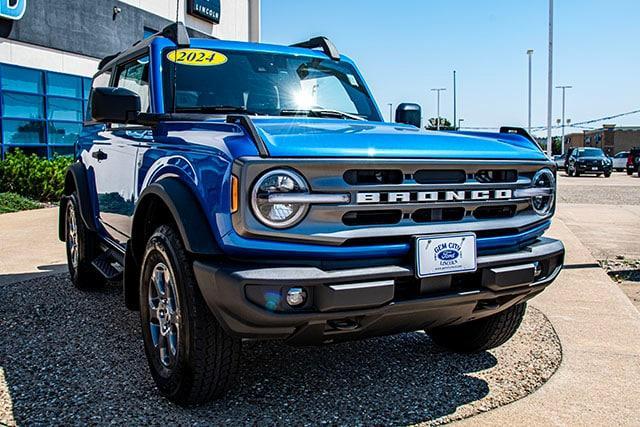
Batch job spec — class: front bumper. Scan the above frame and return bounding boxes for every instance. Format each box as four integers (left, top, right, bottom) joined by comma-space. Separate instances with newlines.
193, 237, 564, 345
575, 163, 612, 174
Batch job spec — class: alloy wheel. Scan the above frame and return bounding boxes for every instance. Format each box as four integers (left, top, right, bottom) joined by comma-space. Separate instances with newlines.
66, 203, 79, 270
148, 261, 181, 368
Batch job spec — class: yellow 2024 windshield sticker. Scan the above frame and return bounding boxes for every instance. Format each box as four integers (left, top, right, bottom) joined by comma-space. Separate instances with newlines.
167, 49, 228, 66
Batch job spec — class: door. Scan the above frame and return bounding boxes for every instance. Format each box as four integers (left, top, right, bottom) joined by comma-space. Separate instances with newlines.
85, 55, 151, 244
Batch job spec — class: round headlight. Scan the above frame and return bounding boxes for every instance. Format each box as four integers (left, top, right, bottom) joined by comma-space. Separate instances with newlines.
251, 169, 309, 228
531, 168, 555, 216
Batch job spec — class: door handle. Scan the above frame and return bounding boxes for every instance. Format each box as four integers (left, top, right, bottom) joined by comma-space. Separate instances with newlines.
92, 150, 108, 161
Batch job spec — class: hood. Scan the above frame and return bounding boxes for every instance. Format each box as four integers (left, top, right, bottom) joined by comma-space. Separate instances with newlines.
249, 118, 547, 160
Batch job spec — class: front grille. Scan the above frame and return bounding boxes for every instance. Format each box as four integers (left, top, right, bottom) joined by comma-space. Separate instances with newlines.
343, 210, 402, 226
414, 169, 466, 184
473, 205, 517, 220
412, 207, 465, 223
237, 158, 552, 246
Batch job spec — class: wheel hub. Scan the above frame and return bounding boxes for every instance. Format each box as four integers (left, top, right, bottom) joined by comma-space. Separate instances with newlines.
148, 262, 180, 368
66, 203, 78, 270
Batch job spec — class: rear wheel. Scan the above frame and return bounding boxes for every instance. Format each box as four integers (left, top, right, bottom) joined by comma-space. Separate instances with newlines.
428, 303, 527, 352
64, 193, 102, 289
139, 225, 241, 405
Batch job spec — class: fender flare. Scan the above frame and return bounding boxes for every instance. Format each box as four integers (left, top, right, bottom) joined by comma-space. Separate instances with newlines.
59, 162, 98, 241
124, 178, 221, 309
131, 178, 221, 257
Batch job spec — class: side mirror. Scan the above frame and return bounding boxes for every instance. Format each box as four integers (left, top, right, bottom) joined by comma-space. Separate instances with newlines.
395, 103, 421, 128
91, 87, 141, 124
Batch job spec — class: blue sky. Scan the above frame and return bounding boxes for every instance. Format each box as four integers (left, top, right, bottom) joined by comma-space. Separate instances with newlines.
262, 0, 640, 136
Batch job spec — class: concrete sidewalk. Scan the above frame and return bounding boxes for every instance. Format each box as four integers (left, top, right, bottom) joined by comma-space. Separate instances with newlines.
0, 208, 66, 286
458, 218, 640, 425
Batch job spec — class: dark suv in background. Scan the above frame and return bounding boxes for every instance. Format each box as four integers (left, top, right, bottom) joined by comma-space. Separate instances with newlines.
627, 148, 640, 176
566, 147, 612, 177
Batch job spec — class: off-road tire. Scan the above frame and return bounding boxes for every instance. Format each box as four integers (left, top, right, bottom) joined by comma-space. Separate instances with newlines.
427, 303, 527, 352
64, 192, 102, 289
139, 225, 241, 405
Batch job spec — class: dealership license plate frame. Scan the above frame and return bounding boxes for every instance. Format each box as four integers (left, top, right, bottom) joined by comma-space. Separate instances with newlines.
415, 233, 478, 278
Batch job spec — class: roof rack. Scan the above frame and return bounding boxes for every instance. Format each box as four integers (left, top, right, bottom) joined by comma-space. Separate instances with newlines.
291, 36, 340, 61
499, 126, 537, 144
98, 22, 194, 71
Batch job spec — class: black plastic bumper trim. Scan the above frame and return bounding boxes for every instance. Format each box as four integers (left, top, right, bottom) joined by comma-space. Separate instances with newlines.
192, 237, 564, 344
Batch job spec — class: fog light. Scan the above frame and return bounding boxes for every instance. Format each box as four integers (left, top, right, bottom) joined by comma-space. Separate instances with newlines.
533, 262, 542, 278
286, 287, 307, 307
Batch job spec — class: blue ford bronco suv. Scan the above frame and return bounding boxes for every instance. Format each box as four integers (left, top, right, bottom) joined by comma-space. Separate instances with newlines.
59, 23, 564, 404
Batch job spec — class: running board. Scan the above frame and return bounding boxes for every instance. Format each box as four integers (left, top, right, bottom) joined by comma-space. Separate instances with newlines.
91, 250, 124, 281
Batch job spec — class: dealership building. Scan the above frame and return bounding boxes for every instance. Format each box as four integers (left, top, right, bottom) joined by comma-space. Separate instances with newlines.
0, 0, 260, 158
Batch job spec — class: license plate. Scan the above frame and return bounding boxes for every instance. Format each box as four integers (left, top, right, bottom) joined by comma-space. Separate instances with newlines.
415, 233, 477, 278
591, 167, 598, 170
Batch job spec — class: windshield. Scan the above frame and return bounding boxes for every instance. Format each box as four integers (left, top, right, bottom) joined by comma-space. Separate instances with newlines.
578, 148, 605, 157
162, 48, 381, 121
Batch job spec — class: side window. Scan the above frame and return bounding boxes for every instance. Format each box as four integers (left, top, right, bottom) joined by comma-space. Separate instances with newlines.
115, 56, 151, 113
86, 69, 112, 120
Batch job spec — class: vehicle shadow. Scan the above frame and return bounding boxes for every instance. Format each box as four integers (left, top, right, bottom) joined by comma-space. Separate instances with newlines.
0, 263, 67, 286
1, 274, 496, 425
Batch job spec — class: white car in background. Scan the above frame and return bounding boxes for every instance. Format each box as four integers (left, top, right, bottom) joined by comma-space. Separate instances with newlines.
612, 151, 629, 172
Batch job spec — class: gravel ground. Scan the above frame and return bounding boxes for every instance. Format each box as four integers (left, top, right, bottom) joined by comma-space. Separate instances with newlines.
600, 258, 640, 312
0, 275, 561, 426
557, 173, 640, 205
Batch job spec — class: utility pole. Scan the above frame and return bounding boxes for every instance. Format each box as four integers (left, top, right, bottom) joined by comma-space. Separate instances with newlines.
387, 103, 393, 122
527, 49, 534, 134
556, 85, 572, 155
453, 71, 457, 130
430, 88, 446, 130
546, 0, 554, 157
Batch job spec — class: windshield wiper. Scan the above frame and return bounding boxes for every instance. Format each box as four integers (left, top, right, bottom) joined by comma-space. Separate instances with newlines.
280, 108, 366, 121
175, 106, 259, 115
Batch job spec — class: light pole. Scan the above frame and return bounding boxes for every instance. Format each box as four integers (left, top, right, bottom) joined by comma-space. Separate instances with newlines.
527, 49, 533, 134
431, 88, 446, 130
546, 0, 554, 157
556, 85, 572, 155
453, 71, 457, 130
387, 103, 393, 122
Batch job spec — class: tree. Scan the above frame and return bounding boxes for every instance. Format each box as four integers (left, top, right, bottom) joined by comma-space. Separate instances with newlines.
426, 117, 453, 130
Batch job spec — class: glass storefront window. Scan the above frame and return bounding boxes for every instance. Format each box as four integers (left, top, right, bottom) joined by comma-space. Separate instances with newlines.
50, 145, 75, 157
1, 65, 43, 94
47, 97, 83, 121
48, 121, 82, 145
83, 78, 92, 99
2, 92, 45, 119
1, 64, 92, 159
2, 119, 46, 145
47, 73, 83, 98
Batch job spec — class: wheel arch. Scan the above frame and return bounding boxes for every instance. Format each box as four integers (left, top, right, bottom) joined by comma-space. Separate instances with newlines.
59, 162, 98, 241
124, 178, 222, 310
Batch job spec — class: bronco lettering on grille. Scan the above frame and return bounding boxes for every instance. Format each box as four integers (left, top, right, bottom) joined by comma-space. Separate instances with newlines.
356, 189, 513, 204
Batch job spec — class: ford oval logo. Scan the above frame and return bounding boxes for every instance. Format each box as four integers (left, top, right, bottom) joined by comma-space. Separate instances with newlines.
437, 249, 460, 261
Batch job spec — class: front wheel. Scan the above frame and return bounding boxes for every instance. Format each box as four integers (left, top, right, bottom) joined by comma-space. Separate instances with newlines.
427, 303, 527, 352
627, 169, 633, 176
139, 225, 241, 405
604, 172, 611, 178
